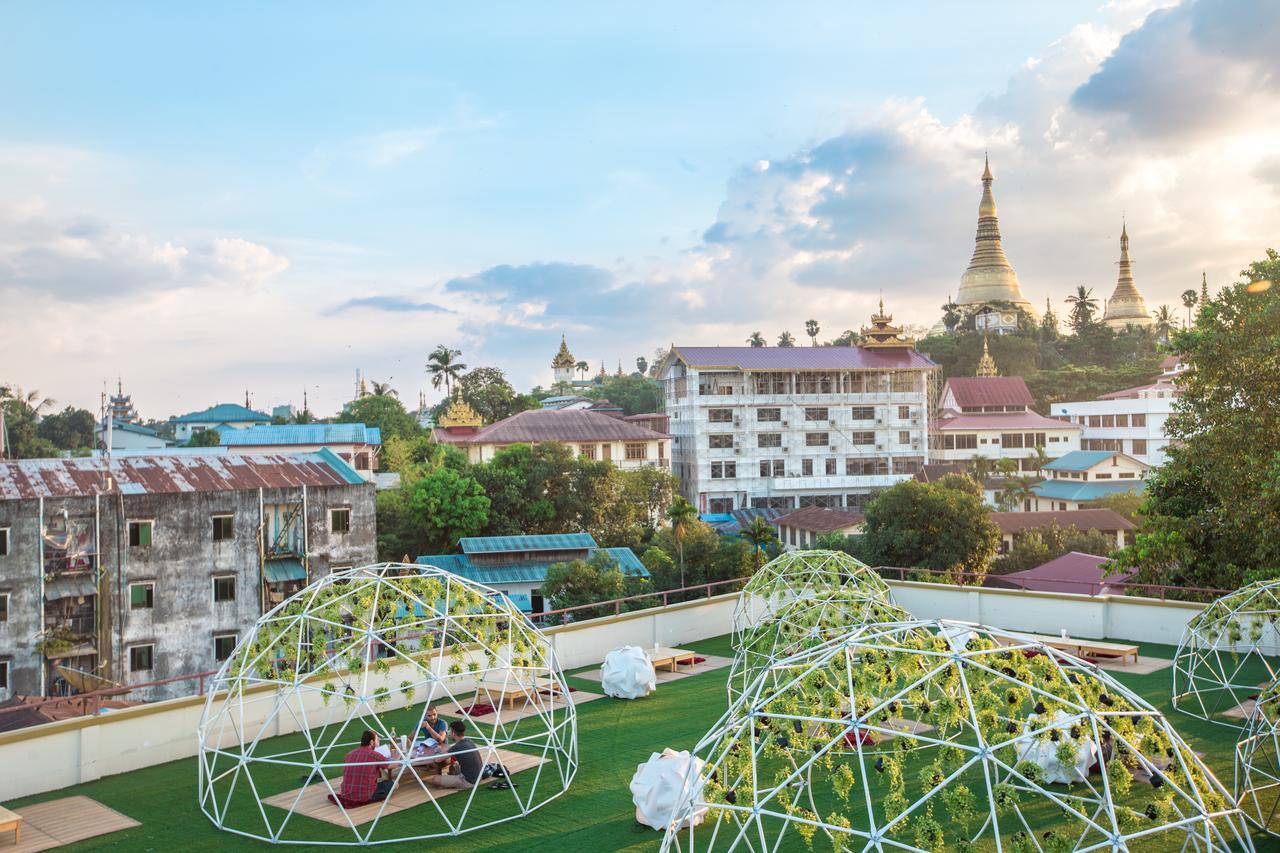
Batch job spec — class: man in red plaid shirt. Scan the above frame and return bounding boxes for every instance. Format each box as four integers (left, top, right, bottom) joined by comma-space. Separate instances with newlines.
334, 730, 393, 805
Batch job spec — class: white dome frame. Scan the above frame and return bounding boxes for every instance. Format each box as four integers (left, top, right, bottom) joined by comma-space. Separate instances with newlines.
196, 563, 577, 845
1174, 580, 1280, 728
729, 550, 907, 705
1235, 680, 1280, 836
665, 619, 1253, 853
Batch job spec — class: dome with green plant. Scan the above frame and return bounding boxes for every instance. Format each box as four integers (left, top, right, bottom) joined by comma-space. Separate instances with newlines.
1235, 678, 1280, 836
1174, 579, 1280, 728
197, 563, 577, 845
730, 550, 906, 703
665, 620, 1252, 852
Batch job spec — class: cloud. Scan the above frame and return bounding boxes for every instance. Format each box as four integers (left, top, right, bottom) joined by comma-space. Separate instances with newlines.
327, 294, 455, 315
444, 262, 673, 325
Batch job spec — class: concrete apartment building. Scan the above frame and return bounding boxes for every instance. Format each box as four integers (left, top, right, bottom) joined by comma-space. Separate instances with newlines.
0, 451, 375, 702
659, 305, 938, 513
1051, 378, 1178, 466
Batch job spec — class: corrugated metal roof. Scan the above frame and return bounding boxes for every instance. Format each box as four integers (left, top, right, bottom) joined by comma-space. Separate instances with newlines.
936, 411, 1079, 431
1042, 451, 1121, 471
416, 546, 647, 585
438, 410, 668, 446
0, 452, 363, 500
990, 509, 1134, 534
943, 377, 1035, 408
775, 506, 866, 533
459, 533, 597, 554
45, 575, 98, 601
173, 403, 272, 424
996, 552, 1132, 595
671, 346, 935, 371
218, 423, 382, 446
263, 558, 307, 583
1030, 479, 1147, 501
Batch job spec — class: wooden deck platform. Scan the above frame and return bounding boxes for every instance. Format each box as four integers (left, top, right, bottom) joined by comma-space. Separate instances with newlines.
1, 795, 139, 853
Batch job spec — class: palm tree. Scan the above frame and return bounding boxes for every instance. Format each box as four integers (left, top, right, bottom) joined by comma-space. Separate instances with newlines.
1064, 286, 1098, 332
369, 381, 397, 398
997, 476, 1038, 512
747, 331, 766, 348
575, 360, 589, 383
1181, 289, 1198, 327
2, 386, 55, 418
805, 319, 820, 346
426, 345, 466, 398
1029, 444, 1052, 476
777, 331, 796, 347
665, 496, 697, 588
969, 455, 996, 483
741, 516, 778, 571
941, 298, 962, 333
1152, 305, 1176, 343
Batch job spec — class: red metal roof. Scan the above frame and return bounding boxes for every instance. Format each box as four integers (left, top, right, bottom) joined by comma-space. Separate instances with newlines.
1096, 379, 1180, 400
775, 505, 866, 533
436, 409, 669, 446
993, 551, 1133, 596
0, 453, 354, 500
670, 346, 936, 371
990, 509, 1134, 535
935, 411, 1080, 431
943, 376, 1034, 408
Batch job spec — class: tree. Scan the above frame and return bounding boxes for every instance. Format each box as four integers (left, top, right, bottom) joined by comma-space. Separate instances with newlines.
993, 524, 1118, 574
1028, 444, 1051, 476
1111, 249, 1280, 592
741, 516, 779, 571
575, 360, 589, 383
426, 344, 466, 397
37, 406, 96, 450
1152, 305, 1176, 343
338, 393, 421, 443
1180, 289, 1198, 327
995, 476, 1037, 512
188, 428, 221, 447
0, 388, 58, 459
747, 331, 766, 348
403, 467, 490, 554
1065, 286, 1099, 332
456, 367, 535, 424
617, 466, 677, 542
2, 386, 55, 418
665, 496, 697, 588
805, 319, 820, 346
1040, 297, 1060, 341
857, 480, 1000, 585
595, 375, 659, 416
1092, 490, 1144, 523
474, 443, 579, 536
636, 356, 648, 376
540, 551, 635, 623
777, 331, 796, 347
936, 472, 982, 498
941, 298, 962, 334
369, 381, 397, 398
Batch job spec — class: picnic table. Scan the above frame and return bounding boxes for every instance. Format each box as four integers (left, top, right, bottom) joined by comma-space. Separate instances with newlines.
646, 646, 698, 673
0, 803, 20, 845
479, 676, 563, 710
1002, 631, 1140, 665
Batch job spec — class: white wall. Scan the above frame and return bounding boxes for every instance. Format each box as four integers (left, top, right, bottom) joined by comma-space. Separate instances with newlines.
0, 583, 1204, 802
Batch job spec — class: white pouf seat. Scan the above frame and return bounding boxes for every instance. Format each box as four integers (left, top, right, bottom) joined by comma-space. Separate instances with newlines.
630, 748, 707, 831
601, 645, 657, 699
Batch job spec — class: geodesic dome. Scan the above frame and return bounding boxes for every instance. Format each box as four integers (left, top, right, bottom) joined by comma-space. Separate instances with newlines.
197, 563, 577, 845
1174, 579, 1280, 728
729, 550, 909, 703
664, 620, 1253, 853
1235, 679, 1280, 835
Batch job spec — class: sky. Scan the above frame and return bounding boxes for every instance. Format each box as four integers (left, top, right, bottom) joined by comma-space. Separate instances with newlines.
2, 1, 1278, 418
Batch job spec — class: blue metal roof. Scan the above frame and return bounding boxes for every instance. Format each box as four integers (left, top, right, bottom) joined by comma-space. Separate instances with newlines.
107, 420, 159, 437
174, 403, 272, 424
217, 423, 382, 446
263, 558, 307, 583
416, 546, 647, 586
1031, 479, 1147, 501
459, 533, 597, 554
1042, 451, 1118, 472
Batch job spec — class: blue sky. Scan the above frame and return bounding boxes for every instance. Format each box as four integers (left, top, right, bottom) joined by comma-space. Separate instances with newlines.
2, 1, 1277, 416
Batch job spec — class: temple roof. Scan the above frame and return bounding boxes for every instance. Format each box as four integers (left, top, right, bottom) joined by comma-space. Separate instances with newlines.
1102, 222, 1153, 328
551, 335, 577, 368
957, 156, 1033, 311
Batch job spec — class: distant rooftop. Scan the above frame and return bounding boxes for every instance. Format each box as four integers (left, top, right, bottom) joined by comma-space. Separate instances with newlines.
436, 409, 668, 445
935, 410, 1077, 431
775, 505, 866, 533
991, 551, 1132, 595
944, 376, 1034, 408
1031, 479, 1148, 502
173, 403, 271, 424
1042, 450, 1140, 471
990, 509, 1134, 535
667, 345, 936, 371
216, 423, 382, 446
460, 533, 596, 554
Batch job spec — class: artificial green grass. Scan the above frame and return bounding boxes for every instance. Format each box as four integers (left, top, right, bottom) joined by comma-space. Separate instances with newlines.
8, 633, 1280, 851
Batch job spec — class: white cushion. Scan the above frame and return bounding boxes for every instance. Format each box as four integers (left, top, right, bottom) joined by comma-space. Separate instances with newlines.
630, 748, 707, 831
601, 645, 657, 700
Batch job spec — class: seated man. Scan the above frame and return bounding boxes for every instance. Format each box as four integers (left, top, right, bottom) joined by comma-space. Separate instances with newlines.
330, 730, 394, 807
426, 720, 483, 790
417, 705, 447, 753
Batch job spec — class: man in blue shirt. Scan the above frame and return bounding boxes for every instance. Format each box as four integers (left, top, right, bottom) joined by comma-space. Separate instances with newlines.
417, 705, 447, 754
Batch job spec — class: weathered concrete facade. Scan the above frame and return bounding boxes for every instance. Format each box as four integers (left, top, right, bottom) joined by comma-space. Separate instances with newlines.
0, 453, 375, 701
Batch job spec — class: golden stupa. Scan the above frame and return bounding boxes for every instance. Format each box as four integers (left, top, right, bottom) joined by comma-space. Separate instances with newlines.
1101, 222, 1153, 329
956, 156, 1036, 331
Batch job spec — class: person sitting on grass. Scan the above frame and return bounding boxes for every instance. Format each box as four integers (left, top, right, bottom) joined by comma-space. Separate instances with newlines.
330, 729, 393, 806
426, 720, 482, 790
417, 704, 447, 753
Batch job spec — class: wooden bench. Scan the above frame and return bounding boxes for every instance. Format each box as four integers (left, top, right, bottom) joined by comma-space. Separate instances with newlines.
0, 804, 21, 846
646, 647, 697, 673
1000, 632, 1140, 665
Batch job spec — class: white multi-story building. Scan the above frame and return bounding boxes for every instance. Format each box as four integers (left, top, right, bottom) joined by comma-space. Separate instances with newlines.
933, 375, 1081, 471
1051, 377, 1179, 467
659, 306, 938, 513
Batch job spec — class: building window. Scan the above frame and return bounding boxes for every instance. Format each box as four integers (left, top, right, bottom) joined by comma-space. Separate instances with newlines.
128, 520, 153, 548
758, 459, 785, 477
898, 431, 911, 444
750, 496, 793, 510
708, 498, 734, 513
1118, 472, 1136, 479
805, 432, 829, 447
897, 405, 911, 419
708, 408, 733, 423
1088, 415, 1102, 428
802, 458, 814, 476
1001, 433, 1025, 449
825, 458, 837, 475
846, 493, 871, 511
129, 644, 154, 672
890, 373, 916, 393
757, 408, 781, 422
1095, 473, 1112, 479
1102, 415, 1115, 428
579, 444, 597, 460
1116, 414, 1129, 427
0, 592, 7, 623
624, 443, 646, 460
708, 434, 734, 449
955, 434, 977, 450
1131, 439, 1148, 455
850, 406, 875, 420
214, 633, 238, 662
0, 528, 7, 556
1132, 414, 1147, 427
330, 508, 351, 534
893, 457, 923, 475
130, 582, 154, 610
758, 433, 782, 448
849, 431, 875, 445
212, 515, 234, 542
804, 407, 829, 421
710, 462, 737, 478
602, 444, 612, 462
213, 575, 236, 602
0, 660, 8, 689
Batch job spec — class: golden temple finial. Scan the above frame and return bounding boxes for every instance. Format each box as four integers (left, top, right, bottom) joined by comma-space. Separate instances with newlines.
982, 150, 992, 182
976, 335, 998, 377
437, 397, 483, 429
861, 299, 914, 349
552, 334, 576, 368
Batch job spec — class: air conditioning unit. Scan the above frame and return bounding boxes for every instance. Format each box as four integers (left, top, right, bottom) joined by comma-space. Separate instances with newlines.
782, 447, 790, 453
782, 421, 789, 427
734, 418, 741, 426
829, 445, 837, 452
876, 444, 885, 451
828, 419, 836, 426
876, 418, 885, 425
734, 448, 741, 455
911, 417, 920, 425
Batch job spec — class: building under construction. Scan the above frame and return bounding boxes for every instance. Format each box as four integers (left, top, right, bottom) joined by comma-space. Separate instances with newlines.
0, 450, 375, 701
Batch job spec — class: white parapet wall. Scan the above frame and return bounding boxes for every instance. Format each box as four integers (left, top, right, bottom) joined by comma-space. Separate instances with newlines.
0, 581, 1203, 802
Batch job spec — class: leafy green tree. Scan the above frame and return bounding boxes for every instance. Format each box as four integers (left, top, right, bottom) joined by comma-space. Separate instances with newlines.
426, 344, 466, 397
456, 367, 536, 424
747, 331, 766, 348
187, 428, 221, 447
777, 331, 796, 347
592, 375, 660, 415
635, 356, 648, 376
617, 466, 678, 541
1092, 490, 1144, 523
1065, 286, 1099, 332
941, 298, 962, 333
369, 381, 397, 398
1040, 297, 1060, 341
540, 551, 648, 623
996, 476, 1037, 512
805, 319, 820, 346
37, 406, 96, 450
992, 524, 1118, 574
403, 467, 489, 554
338, 393, 421, 443
1112, 250, 1280, 592
741, 516, 779, 571
1180, 289, 1198, 327
936, 473, 983, 497
648, 517, 720, 590
473, 443, 580, 536
857, 480, 1000, 585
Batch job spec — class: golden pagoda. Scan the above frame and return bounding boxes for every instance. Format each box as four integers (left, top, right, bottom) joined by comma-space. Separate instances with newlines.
437, 397, 483, 429
551, 335, 577, 385
860, 299, 915, 349
956, 155, 1036, 332
1101, 222, 1153, 329
975, 336, 998, 377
